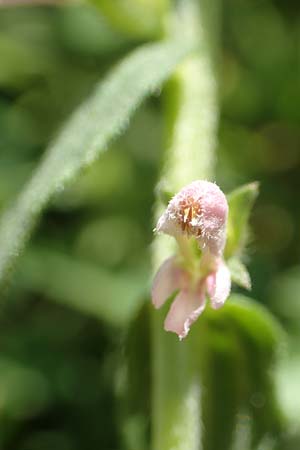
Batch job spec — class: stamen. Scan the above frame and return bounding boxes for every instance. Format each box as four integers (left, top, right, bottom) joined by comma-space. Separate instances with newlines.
178, 197, 202, 235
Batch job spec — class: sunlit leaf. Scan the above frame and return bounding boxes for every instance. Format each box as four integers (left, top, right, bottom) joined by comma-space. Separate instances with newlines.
0, 37, 192, 288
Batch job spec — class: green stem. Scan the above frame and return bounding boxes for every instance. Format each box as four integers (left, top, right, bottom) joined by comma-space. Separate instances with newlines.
151, 1, 220, 449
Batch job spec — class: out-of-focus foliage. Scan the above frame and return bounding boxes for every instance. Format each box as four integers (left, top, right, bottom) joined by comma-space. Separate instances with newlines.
0, 0, 299, 449
195, 295, 284, 450
0, 33, 191, 287
90, 0, 170, 39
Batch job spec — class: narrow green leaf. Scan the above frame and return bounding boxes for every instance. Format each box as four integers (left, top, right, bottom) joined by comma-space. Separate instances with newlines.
0, 38, 192, 288
228, 257, 251, 290
225, 182, 259, 258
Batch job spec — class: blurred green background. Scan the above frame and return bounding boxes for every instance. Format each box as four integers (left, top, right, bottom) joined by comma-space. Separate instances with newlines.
0, 0, 299, 449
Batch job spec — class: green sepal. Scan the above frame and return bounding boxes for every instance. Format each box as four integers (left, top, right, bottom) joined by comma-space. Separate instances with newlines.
227, 257, 251, 290
225, 182, 259, 259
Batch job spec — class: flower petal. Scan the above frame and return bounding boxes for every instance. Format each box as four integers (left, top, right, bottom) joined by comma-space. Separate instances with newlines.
151, 257, 182, 309
156, 210, 181, 237
192, 181, 228, 256
164, 284, 206, 340
206, 260, 231, 310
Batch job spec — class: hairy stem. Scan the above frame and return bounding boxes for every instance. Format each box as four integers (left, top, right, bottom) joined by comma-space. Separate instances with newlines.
151, 1, 220, 449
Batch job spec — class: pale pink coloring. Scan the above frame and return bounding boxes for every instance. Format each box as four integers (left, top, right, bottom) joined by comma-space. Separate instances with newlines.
152, 180, 231, 340
152, 256, 231, 339
156, 180, 228, 256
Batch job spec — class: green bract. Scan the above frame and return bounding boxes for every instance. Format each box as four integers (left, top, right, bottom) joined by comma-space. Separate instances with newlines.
225, 182, 259, 259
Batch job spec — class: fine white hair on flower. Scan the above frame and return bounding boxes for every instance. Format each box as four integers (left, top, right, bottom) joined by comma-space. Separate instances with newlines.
156, 180, 228, 256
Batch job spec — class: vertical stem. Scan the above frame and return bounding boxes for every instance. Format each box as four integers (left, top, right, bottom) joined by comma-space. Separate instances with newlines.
151, 1, 220, 449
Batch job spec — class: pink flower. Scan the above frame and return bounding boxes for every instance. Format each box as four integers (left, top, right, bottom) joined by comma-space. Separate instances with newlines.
152, 180, 231, 340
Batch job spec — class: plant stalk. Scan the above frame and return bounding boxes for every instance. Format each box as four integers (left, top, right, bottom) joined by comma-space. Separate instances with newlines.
151, 1, 220, 449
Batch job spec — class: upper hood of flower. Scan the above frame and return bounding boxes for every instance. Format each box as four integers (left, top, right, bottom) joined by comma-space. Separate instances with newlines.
156, 180, 228, 256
